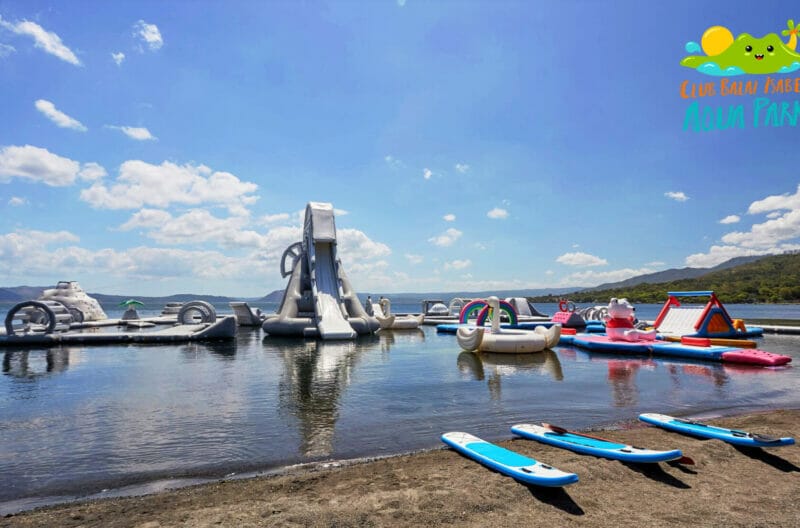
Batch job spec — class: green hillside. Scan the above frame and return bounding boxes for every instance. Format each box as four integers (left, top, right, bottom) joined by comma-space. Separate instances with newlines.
530, 253, 800, 304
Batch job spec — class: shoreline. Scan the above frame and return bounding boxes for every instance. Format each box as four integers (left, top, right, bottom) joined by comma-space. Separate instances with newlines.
3, 409, 798, 527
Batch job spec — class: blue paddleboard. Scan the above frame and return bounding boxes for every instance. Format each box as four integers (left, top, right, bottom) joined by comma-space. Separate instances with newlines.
639, 413, 795, 448
511, 423, 684, 463
440, 432, 579, 487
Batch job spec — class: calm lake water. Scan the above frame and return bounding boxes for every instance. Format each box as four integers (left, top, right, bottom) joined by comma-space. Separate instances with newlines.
1, 302, 799, 513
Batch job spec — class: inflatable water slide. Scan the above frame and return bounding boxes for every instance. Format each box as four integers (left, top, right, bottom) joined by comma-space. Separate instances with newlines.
262, 202, 379, 340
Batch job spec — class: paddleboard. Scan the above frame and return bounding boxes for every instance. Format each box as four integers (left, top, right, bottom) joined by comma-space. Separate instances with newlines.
440, 432, 579, 487
511, 423, 684, 463
639, 413, 795, 448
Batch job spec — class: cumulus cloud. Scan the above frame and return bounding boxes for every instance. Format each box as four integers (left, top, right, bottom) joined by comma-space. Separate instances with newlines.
559, 266, 658, 287
260, 213, 291, 225
35, 99, 87, 131
111, 51, 125, 65
78, 162, 107, 181
444, 258, 471, 270
455, 163, 469, 173
719, 215, 741, 224
443, 213, 456, 222
684, 184, 800, 267
428, 227, 462, 247
423, 168, 433, 180
8, 196, 27, 206
405, 253, 423, 264
0, 43, 15, 57
0, 144, 80, 186
684, 245, 784, 268
0, 16, 80, 65
487, 207, 508, 219
665, 191, 689, 202
80, 160, 259, 214
556, 251, 608, 267
134, 20, 163, 51
106, 125, 156, 141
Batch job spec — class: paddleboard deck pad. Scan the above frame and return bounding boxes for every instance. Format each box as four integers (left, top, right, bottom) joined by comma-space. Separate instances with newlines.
441, 432, 579, 487
511, 423, 683, 463
558, 334, 791, 366
639, 413, 795, 448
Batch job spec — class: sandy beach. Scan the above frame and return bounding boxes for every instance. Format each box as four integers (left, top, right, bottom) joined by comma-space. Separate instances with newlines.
2, 409, 798, 527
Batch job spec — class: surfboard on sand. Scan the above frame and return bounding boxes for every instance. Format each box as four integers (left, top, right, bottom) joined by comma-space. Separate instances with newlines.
440, 431, 579, 487
639, 413, 795, 448
511, 423, 685, 463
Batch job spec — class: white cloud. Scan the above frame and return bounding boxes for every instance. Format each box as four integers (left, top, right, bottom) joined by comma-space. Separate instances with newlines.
487, 207, 508, 219
0, 144, 80, 186
423, 168, 433, 180
684, 245, 782, 268
719, 215, 741, 224
665, 191, 689, 202
106, 125, 156, 141
405, 253, 423, 264
684, 185, 800, 267
556, 251, 608, 267
0, 16, 80, 65
443, 213, 456, 222
397, 0, 407, 6
34, 99, 87, 131
78, 162, 107, 181
337, 228, 391, 260
260, 213, 291, 225
0, 43, 15, 57
111, 51, 125, 65
444, 259, 471, 270
384, 155, 403, 169
134, 20, 163, 51
8, 196, 27, 206
559, 267, 657, 287
455, 163, 469, 173
428, 227, 462, 247
80, 160, 259, 214
645, 260, 666, 267
119, 208, 173, 231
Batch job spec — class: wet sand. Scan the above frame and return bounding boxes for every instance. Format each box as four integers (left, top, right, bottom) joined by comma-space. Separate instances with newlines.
3, 409, 799, 527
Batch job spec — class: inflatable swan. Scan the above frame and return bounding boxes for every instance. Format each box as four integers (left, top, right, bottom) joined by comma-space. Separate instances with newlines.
604, 298, 657, 342
457, 296, 560, 353
374, 298, 425, 330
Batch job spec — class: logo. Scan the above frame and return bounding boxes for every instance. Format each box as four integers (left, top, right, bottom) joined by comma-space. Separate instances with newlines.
682, 20, 800, 76
680, 19, 800, 131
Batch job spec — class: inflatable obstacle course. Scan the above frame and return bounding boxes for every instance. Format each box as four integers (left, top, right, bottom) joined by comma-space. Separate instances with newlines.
654, 291, 763, 339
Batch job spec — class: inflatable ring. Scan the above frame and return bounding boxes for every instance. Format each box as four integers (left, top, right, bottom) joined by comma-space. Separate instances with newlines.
558, 300, 576, 313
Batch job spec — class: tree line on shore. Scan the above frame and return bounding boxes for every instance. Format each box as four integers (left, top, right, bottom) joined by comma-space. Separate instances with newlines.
529, 253, 800, 304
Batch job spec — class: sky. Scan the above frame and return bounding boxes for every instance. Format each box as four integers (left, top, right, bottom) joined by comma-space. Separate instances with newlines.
1, 0, 800, 297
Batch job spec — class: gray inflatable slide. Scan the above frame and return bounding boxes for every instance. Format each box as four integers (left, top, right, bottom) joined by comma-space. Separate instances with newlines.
262, 202, 379, 339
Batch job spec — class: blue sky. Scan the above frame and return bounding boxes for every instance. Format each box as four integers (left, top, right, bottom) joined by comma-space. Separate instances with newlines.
1, 0, 800, 297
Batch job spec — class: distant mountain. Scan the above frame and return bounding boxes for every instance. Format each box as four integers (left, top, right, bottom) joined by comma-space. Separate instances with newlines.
530, 253, 800, 304
584, 255, 767, 291
0, 285, 263, 307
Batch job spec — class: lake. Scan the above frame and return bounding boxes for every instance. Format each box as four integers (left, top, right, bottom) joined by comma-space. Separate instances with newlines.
1, 302, 799, 513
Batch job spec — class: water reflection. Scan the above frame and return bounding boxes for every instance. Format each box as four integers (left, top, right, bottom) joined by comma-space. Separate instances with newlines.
277, 339, 363, 458
457, 350, 563, 400
378, 328, 425, 354
178, 341, 237, 360
3, 349, 71, 379
557, 347, 753, 407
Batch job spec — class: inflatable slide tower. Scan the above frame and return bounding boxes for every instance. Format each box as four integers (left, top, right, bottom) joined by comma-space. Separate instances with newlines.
262, 202, 379, 339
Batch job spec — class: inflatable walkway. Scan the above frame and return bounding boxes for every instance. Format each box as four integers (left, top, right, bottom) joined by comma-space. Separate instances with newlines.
262, 202, 379, 340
